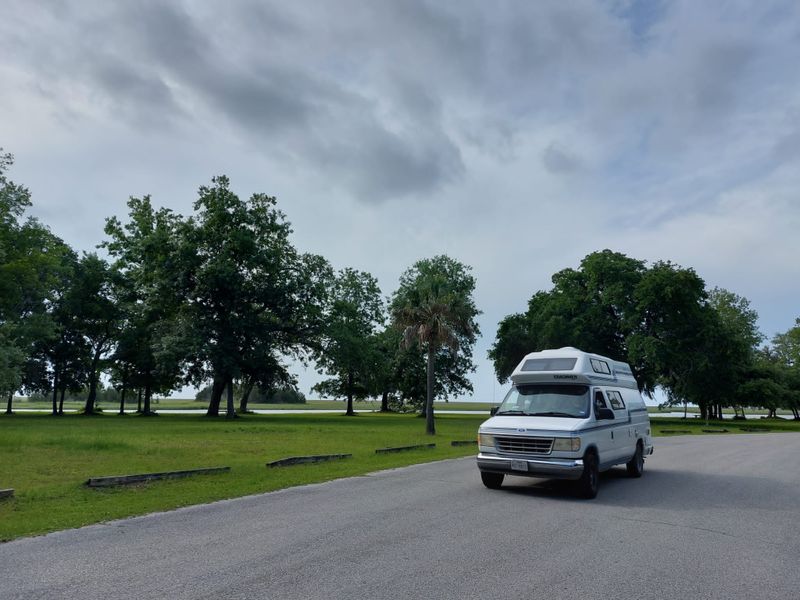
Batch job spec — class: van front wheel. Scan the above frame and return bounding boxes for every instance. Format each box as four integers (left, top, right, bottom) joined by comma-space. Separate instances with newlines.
626, 442, 644, 478
480, 472, 504, 489
576, 452, 599, 499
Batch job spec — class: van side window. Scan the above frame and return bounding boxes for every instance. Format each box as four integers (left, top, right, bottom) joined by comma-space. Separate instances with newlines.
607, 390, 626, 410
590, 359, 611, 374
594, 391, 607, 414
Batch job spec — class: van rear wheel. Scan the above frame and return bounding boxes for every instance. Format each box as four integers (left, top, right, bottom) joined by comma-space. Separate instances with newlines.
480, 472, 504, 489
576, 452, 599, 499
626, 442, 644, 478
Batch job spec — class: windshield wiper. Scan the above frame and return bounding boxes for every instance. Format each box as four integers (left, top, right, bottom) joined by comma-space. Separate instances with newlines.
528, 411, 580, 418
495, 410, 526, 415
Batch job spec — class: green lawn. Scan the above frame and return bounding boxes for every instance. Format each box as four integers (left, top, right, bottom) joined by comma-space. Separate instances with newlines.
2, 412, 798, 543
0, 412, 484, 541
648, 406, 794, 416
649, 416, 800, 436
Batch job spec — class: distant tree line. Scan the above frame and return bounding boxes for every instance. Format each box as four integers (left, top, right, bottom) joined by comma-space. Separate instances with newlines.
194, 383, 307, 406
489, 250, 800, 420
0, 149, 480, 430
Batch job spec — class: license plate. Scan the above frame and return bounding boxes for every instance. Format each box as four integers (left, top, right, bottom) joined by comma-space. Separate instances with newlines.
511, 460, 528, 472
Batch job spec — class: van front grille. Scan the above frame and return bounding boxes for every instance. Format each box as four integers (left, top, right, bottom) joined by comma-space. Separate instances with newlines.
495, 436, 553, 455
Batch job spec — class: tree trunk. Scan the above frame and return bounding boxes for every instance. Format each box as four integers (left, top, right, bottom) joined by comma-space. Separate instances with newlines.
425, 344, 436, 435
683, 401, 687, 419
380, 390, 390, 413
225, 375, 237, 419
4, 392, 12, 415
238, 378, 254, 414
136, 389, 142, 413
142, 380, 154, 415
118, 366, 128, 415
700, 403, 708, 421
51, 368, 60, 416
345, 371, 355, 416
84, 347, 102, 415
58, 388, 65, 414
206, 376, 225, 417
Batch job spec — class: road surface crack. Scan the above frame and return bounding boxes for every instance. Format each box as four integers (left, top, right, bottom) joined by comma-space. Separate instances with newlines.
612, 515, 737, 538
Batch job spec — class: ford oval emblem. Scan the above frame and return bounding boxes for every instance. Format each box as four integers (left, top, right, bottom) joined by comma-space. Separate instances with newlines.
517, 428, 526, 432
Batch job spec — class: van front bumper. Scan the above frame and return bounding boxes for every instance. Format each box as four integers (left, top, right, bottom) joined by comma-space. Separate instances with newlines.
477, 453, 584, 480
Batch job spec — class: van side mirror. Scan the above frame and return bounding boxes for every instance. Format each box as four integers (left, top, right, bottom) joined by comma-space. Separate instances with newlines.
597, 408, 615, 420
490, 406, 499, 416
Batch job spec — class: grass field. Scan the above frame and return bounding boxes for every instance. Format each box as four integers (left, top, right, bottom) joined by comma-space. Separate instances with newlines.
648, 416, 800, 435
0, 412, 485, 541
1, 412, 798, 542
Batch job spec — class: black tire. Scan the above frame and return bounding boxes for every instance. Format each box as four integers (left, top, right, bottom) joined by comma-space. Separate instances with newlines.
626, 441, 644, 478
480, 471, 504, 489
576, 452, 599, 499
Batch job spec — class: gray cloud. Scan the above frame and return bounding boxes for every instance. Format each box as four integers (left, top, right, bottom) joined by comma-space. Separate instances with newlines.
459, 118, 518, 162
123, 1, 470, 201
772, 128, 800, 163
542, 143, 582, 174
6, 0, 794, 205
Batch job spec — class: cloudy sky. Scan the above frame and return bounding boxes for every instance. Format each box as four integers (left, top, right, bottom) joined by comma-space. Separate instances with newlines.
2, 0, 799, 402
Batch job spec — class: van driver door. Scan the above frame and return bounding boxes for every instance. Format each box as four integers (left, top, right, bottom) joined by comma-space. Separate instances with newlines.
592, 389, 615, 466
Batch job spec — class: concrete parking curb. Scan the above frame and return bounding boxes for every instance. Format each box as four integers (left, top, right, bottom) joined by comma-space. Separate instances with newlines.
86, 467, 231, 488
375, 444, 436, 454
267, 454, 352, 468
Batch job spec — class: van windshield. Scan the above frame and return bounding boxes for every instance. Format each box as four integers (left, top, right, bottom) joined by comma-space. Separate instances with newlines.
495, 384, 590, 418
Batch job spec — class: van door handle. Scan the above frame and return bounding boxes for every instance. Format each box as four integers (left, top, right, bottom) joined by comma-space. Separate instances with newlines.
611, 431, 614, 439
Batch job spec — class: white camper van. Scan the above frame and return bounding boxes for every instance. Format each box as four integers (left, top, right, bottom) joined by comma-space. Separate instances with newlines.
477, 347, 653, 498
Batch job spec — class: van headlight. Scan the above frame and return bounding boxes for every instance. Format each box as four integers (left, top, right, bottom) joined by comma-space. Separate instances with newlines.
478, 433, 496, 448
552, 437, 581, 452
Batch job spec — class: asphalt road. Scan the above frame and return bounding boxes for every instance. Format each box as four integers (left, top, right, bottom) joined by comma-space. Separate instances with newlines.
2, 434, 799, 600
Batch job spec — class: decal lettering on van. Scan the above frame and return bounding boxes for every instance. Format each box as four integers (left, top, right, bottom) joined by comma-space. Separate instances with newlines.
553, 375, 578, 380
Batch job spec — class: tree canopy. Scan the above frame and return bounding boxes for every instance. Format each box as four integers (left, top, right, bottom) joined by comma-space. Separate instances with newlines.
313, 268, 384, 416
390, 255, 481, 434
0, 150, 73, 412
490, 250, 766, 419
177, 176, 332, 417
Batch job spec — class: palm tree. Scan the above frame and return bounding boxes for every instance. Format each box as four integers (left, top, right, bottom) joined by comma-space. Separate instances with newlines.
391, 257, 479, 435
